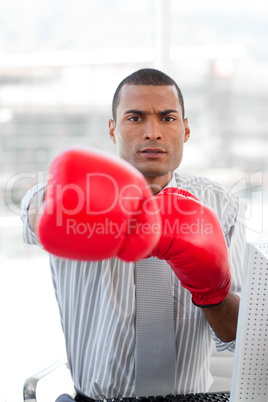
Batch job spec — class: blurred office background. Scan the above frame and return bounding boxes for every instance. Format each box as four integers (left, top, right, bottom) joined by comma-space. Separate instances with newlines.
0, 0, 267, 401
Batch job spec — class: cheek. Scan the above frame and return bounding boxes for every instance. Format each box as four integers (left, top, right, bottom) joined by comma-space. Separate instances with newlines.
172, 135, 184, 152
117, 137, 133, 159
171, 137, 184, 163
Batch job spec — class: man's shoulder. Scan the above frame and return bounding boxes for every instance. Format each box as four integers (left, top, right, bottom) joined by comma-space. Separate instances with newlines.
173, 170, 239, 219
173, 170, 229, 194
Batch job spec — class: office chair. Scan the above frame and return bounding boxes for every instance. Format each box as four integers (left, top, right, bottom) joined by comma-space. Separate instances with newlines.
23, 359, 71, 402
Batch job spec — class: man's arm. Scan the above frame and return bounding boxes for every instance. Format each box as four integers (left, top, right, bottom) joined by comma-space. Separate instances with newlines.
202, 291, 240, 343
205, 202, 246, 343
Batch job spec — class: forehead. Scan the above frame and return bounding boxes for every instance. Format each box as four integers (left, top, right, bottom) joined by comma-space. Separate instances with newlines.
117, 84, 182, 113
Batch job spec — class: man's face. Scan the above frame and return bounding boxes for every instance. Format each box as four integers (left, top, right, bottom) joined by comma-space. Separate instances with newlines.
109, 84, 190, 191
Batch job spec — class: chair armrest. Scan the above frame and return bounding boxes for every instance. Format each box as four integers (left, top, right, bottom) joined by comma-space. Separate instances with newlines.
23, 359, 68, 402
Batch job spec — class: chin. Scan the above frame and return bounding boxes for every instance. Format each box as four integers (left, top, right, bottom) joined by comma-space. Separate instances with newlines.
141, 168, 171, 178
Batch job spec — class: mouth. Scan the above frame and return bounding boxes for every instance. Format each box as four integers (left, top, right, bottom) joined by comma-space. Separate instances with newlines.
139, 148, 166, 158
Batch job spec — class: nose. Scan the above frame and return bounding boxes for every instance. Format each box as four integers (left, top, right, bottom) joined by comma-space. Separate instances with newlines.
143, 118, 162, 140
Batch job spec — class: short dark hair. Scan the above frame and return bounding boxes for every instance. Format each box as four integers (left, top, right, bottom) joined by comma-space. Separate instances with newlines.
112, 68, 185, 122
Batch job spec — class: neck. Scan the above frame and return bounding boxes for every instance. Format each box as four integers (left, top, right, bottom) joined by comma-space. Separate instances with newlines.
145, 173, 173, 195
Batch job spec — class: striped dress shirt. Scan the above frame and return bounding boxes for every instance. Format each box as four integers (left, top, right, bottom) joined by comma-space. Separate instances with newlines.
21, 170, 245, 399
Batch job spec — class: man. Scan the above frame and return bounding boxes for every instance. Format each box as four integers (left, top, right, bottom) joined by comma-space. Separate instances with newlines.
21, 68, 245, 400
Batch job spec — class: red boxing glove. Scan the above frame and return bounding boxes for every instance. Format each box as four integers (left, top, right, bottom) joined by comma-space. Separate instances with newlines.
150, 188, 231, 307
37, 147, 161, 262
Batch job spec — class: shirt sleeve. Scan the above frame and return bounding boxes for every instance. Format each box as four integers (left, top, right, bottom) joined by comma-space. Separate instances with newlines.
20, 182, 46, 246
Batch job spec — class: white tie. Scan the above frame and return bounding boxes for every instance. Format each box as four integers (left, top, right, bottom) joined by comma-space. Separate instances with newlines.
135, 257, 176, 397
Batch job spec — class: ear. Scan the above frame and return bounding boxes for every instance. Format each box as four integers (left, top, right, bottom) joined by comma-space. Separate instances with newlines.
183, 118, 190, 143
109, 119, 116, 144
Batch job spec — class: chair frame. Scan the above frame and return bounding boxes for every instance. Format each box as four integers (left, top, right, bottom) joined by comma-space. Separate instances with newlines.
23, 359, 68, 402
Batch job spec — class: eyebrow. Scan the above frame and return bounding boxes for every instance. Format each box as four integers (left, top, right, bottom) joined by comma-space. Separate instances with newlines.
124, 109, 145, 116
158, 109, 179, 116
124, 109, 179, 116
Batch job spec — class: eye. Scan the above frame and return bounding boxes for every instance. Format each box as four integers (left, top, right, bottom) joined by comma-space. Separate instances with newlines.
161, 116, 176, 122
127, 116, 142, 122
